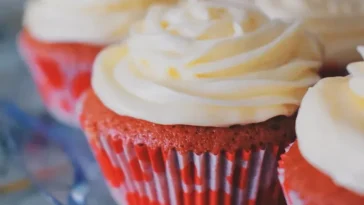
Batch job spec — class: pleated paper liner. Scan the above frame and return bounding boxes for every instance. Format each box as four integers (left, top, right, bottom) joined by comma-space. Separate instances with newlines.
18, 30, 103, 126
278, 143, 364, 205
278, 143, 302, 205
278, 168, 304, 205
88, 133, 288, 205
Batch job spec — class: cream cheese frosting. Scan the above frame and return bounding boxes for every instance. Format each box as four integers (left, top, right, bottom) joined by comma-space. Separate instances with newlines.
255, 0, 364, 64
92, 0, 322, 127
23, 0, 176, 45
297, 46, 364, 195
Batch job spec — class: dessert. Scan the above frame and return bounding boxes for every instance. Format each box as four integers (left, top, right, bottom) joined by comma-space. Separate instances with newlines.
80, 1, 323, 204
18, 0, 176, 126
279, 47, 364, 205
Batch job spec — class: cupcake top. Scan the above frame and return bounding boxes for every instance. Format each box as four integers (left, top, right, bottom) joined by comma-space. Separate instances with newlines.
296, 47, 364, 195
255, 0, 364, 64
92, 0, 322, 127
23, 0, 176, 45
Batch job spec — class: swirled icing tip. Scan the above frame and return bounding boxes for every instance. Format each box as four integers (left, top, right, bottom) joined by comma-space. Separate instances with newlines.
347, 62, 364, 76
347, 47, 364, 97
347, 46, 364, 76
357, 46, 364, 58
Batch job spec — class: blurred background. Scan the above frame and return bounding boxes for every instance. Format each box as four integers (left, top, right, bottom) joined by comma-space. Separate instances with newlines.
0, 0, 43, 114
0, 0, 44, 204
0, 1, 114, 204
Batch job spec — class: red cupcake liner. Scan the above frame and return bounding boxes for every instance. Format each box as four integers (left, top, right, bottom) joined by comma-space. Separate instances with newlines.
86, 133, 286, 205
278, 168, 305, 205
278, 143, 364, 205
18, 30, 103, 126
278, 144, 304, 205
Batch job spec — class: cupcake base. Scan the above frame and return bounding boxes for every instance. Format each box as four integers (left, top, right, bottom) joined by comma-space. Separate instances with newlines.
88, 134, 285, 205
18, 29, 103, 126
80, 90, 296, 205
279, 143, 364, 205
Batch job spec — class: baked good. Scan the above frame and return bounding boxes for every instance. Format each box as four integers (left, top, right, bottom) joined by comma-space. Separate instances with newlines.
279, 47, 364, 205
18, 0, 176, 126
80, 1, 323, 204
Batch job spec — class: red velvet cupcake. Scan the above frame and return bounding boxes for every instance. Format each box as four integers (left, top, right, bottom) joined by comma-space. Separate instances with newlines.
18, 0, 176, 126
82, 90, 297, 205
279, 50, 364, 205
80, 1, 323, 205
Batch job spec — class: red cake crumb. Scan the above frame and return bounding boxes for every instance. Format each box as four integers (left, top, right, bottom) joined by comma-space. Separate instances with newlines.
80, 90, 296, 154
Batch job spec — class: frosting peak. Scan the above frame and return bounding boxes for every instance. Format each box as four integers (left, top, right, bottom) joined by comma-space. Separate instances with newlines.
23, 0, 176, 44
348, 47, 364, 99
255, 0, 364, 64
297, 47, 364, 195
93, 1, 322, 127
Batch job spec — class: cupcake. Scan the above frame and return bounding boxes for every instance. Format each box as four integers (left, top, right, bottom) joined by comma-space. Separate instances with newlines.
255, 0, 364, 77
279, 47, 364, 205
18, 0, 176, 126
80, 1, 322, 205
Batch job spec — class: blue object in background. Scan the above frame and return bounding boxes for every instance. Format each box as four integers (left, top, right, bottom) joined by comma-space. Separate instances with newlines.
0, 101, 116, 205
0, 101, 84, 204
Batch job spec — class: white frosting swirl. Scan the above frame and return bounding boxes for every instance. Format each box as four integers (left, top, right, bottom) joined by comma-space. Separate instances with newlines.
92, 1, 322, 126
255, 0, 364, 64
297, 46, 364, 195
23, 0, 176, 45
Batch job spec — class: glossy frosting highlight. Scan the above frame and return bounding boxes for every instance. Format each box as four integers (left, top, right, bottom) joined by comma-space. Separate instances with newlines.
297, 46, 364, 195
23, 0, 176, 44
93, 1, 322, 126
255, 0, 364, 64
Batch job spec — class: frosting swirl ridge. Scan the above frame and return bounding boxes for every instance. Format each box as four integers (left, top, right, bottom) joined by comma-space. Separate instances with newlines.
255, 0, 364, 64
93, 1, 322, 126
